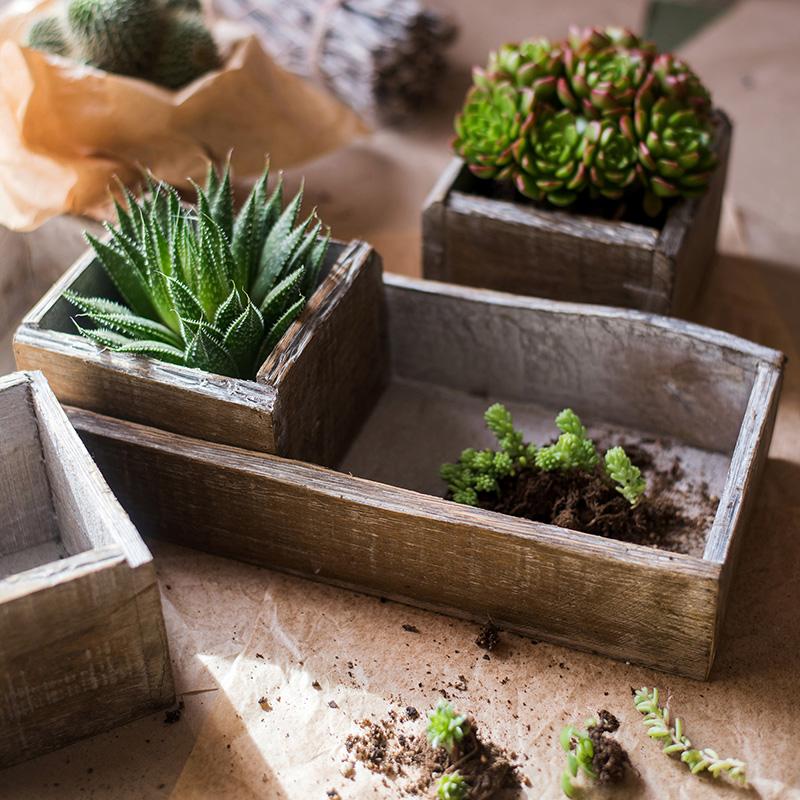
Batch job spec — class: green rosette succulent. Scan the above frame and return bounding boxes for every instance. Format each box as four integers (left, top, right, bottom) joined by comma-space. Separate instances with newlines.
558, 42, 652, 119
487, 37, 563, 100
566, 25, 649, 55
631, 94, 717, 216
581, 118, 638, 199
649, 53, 712, 116
454, 71, 535, 180
513, 108, 588, 206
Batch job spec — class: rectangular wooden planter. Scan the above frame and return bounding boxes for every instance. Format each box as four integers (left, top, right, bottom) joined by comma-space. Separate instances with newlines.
422, 111, 731, 315
68, 276, 783, 679
0, 371, 174, 767
14, 239, 387, 468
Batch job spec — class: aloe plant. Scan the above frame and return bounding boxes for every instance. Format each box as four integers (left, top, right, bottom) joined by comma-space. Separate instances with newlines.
65, 163, 329, 380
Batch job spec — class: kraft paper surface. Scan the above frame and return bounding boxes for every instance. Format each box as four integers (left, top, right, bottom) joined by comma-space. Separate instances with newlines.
1, 0, 799, 798
0, 0, 366, 231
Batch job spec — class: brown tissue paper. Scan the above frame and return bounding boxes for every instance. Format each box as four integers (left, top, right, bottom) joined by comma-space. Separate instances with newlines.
0, 0, 366, 231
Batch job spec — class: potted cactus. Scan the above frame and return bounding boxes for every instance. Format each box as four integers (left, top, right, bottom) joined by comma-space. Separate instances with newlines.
27, 0, 220, 89
422, 26, 731, 315
14, 164, 387, 468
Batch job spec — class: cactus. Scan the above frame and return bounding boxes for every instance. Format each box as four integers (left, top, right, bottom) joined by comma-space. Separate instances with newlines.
27, 16, 71, 57
67, 0, 162, 75
149, 11, 220, 89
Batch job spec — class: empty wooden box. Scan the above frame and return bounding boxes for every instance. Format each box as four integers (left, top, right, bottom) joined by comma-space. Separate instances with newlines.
68, 276, 782, 679
0, 371, 173, 767
14, 239, 386, 468
422, 111, 731, 315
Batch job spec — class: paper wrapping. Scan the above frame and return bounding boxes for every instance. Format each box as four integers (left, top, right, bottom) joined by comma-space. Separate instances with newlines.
1, 0, 800, 797
0, 0, 366, 231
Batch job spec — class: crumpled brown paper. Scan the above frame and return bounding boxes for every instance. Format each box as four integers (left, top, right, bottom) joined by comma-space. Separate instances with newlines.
0, 0, 367, 231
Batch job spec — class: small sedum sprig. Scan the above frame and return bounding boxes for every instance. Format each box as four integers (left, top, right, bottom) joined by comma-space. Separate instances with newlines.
436, 770, 469, 799
535, 408, 598, 472
442, 404, 646, 508
427, 700, 469, 755
605, 447, 646, 506
634, 688, 747, 785
560, 722, 596, 798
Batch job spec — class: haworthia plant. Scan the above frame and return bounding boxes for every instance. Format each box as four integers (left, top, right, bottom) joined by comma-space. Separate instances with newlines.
65, 163, 330, 380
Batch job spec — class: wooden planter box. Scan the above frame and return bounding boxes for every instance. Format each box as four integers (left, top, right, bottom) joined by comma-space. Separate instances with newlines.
422, 111, 731, 315
14, 239, 387, 468
68, 276, 782, 679
0, 371, 173, 767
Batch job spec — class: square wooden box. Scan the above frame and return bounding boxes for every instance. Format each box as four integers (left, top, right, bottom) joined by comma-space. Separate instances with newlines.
14, 239, 387, 468
422, 111, 731, 315
68, 276, 782, 679
0, 371, 173, 767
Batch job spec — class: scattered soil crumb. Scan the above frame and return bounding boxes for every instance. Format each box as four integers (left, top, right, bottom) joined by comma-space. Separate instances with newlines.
343, 705, 521, 797
329, 700, 340, 709
258, 697, 272, 712
476, 621, 500, 651
402, 624, 420, 633
163, 700, 185, 725
588, 710, 630, 785
326, 789, 342, 799
312, 681, 322, 691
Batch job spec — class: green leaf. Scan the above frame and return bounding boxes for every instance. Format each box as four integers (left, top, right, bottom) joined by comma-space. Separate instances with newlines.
210, 162, 234, 240
250, 187, 306, 305
64, 291, 136, 319
74, 323, 132, 350
85, 233, 155, 318
256, 295, 304, 366
223, 299, 264, 378
214, 285, 246, 331
231, 171, 268, 289
185, 323, 239, 376
301, 230, 330, 298
204, 161, 219, 201
259, 267, 303, 321
117, 339, 186, 365
83, 309, 182, 346
166, 275, 205, 323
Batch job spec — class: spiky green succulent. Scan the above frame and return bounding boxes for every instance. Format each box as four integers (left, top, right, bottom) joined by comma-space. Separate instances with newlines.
27, 16, 71, 57
67, 0, 160, 75
487, 38, 562, 99
513, 108, 588, 206
453, 72, 534, 181
27, 0, 218, 89
436, 771, 469, 800
631, 93, 718, 216
149, 11, 220, 89
453, 25, 717, 215
64, 163, 329, 379
427, 701, 469, 755
442, 405, 646, 508
581, 118, 638, 199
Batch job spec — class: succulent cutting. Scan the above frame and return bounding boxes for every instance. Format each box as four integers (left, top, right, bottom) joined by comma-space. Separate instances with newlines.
27, 0, 220, 89
64, 163, 329, 380
453, 25, 718, 216
441, 404, 646, 509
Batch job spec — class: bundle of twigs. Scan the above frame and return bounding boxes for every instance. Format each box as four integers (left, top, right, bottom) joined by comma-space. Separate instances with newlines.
212, 0, 457, 123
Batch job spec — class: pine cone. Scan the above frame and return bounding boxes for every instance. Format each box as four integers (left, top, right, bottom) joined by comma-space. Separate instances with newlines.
454, 72, 535, 180
513, 108, 588, 206
631, 94, 718, 216
486, 38, 563, 101
649, 53, 712, 116
581, 119, 638, 200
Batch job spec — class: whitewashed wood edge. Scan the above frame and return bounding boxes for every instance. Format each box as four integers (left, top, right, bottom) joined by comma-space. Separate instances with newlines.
14, 327, 278, 413
703, 362, 783, 563
383, 273, 785, 368
67, 406, 721, 579
421, 157, 465, 210
447, 189, 660, 251
0, 371, 30, 392
257, 239, 376, 385
0, 545, 125, 602
27, 371, 152, 569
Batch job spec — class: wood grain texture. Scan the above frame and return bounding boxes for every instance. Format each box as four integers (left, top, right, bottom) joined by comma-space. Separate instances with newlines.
65, 275, 784, 679
260, 240, 388, 466
14, 239, 386, 464
421, 111, 732, 315
71, 407, 722, 679
0, 371, 173, 767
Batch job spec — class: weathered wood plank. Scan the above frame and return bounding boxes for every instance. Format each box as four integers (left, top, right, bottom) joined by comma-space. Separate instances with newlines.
0, 371, 174, 767
70, 407, 723, 678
